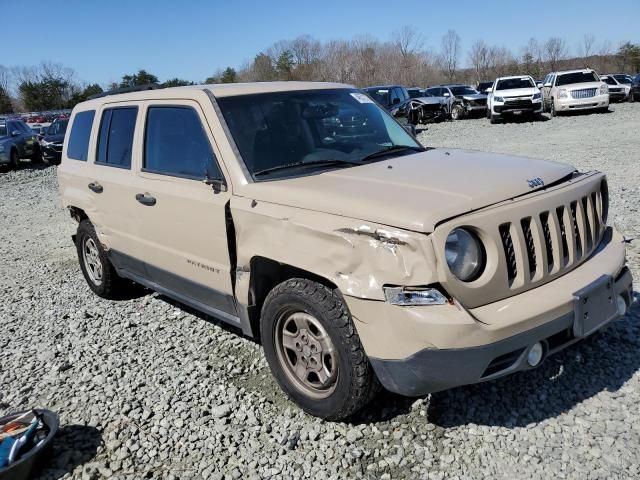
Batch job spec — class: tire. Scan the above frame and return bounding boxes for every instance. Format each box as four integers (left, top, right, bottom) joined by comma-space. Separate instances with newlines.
630, 92, 635, 103
450, 104, 464, 121
31, 145, 42, 164
10, 149, 20, 169
261, 278, 378, 420
489, 113, 500, 124
76, 220, 125, 299
550, 100, 557, 118
598, 106, 609, 114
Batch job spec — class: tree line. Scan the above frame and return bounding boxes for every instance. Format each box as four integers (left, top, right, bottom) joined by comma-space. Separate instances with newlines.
1, 28, 639, 114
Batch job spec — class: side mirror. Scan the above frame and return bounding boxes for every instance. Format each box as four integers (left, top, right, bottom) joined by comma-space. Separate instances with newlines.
544, 82, 552, 88
536, 82, 543, 88
11, 130, 21, 137
485, 88, 492, 93
443, 92, 450, 97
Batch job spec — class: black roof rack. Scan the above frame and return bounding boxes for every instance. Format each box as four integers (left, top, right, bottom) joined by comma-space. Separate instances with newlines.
88, 83, 163, 100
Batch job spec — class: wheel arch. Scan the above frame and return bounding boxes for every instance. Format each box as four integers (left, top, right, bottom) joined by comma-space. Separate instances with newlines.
245, 256, 339, 339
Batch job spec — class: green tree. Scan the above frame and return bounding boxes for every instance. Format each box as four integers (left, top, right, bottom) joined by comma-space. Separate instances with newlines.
616, 42, 640, 73
67, 83, 104, 107
0, 86, 13, 114
204, 75, 219, 84
119, 69, 159, 88
19, 77, 70, 111
252, 53, 277, 81
162, 78, 194, 87
276, 50, 295, 80
220, 67, 237, 83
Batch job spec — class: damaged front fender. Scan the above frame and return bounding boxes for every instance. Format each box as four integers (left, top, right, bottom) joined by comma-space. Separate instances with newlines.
231, 197, 439, 303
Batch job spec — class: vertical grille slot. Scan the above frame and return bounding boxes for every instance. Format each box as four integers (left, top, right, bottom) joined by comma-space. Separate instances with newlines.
520, 217, 537, 279
581, 196, 593, 251
499, 223, 517, 285
591, 191, 600, 237
556, 206, 568, 266
540, 211, 554, 272
569, 201, 582, 259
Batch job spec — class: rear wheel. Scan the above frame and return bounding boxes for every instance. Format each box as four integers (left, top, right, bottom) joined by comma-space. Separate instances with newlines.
76, 220, 126, 298
261, 278, 378, 420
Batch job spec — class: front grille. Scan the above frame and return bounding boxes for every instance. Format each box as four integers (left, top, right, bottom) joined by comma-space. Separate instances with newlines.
505, 98, 533, 107
571, 88, 597, 99
497, 180, 606, 289
609, 88, 622, 93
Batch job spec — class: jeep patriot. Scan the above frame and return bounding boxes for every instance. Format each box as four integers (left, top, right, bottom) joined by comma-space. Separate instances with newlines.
58, 82, 633, 420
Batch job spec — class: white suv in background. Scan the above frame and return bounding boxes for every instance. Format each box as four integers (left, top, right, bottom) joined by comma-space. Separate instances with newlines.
486, 75, 543, 124
541, 69, 609, 117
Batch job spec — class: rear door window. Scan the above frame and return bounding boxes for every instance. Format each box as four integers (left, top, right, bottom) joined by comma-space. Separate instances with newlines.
67, 110, 95, 161
96, 107, 138, 168
143, 106, 221, 180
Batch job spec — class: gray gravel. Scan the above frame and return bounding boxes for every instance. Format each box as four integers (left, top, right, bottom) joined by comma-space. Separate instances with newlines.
1, 103, 639, 479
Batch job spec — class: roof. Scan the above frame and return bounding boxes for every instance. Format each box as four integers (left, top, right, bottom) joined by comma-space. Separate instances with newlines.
552, 68, 596, 75
494, 75, 533, 81
363, 85, 403, 90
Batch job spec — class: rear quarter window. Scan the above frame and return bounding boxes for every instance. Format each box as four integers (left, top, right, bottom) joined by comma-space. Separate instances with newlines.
67, 110, 96, 161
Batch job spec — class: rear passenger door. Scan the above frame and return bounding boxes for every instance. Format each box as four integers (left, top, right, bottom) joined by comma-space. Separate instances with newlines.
88, 103, 142, 262
130, 100, 237, 322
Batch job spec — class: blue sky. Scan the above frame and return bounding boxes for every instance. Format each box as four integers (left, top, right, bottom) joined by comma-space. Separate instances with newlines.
2, 0, 638, 85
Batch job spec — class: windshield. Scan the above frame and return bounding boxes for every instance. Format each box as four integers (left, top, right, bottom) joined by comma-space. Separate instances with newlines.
364, 88, 390, 105
496, 77, 535, 90
47, 119, 68, 136
613, 75, 631, 84
407, 89, 425, 99
603, 77, 617, 86
449, 86, 479, 96
218, 89, 422, 181
556, 71, 599, 86
0, 124, 7, 136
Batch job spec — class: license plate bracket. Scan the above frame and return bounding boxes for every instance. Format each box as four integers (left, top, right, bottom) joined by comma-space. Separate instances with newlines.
573, 275, 618, 338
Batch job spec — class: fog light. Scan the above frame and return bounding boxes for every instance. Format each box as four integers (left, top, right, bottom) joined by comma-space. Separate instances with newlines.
617, 295, 627, 317
527, 342, 544, 367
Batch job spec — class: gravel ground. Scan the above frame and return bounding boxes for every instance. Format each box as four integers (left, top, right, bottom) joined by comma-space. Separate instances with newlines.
1, 103, 639, 480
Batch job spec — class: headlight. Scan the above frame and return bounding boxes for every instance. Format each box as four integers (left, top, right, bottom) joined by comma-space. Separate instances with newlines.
558, 89, 568, 99
383, 286, 447, 306
600, 84, 608, 95
494, 96, 504, 103
41, 140, 49, 146
445, 228, 485, 282
532, 92, 542, 100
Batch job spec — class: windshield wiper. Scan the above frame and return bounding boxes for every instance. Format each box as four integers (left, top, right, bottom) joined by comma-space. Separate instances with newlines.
253, 159, 363, 177
359, 145, 425, 163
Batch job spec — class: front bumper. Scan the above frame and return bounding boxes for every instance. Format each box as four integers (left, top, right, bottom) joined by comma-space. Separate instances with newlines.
555, 93, 609, 111
493, 100, 542, 114
348, 227, 632, 396
42, 145, 62, 160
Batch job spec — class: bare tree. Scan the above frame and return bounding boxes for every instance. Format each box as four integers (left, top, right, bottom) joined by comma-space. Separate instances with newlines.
543, 37, 568, 71
392, 26, 423, 59
0, 65, 11, 92
468, 40, 490, 83
440, 29, 461, 82
578, 33, 596, 67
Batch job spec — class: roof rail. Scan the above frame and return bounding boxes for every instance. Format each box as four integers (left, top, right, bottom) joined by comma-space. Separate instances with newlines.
88, 83, 163, 100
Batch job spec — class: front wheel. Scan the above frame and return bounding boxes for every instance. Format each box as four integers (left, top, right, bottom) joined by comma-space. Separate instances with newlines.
629, 92, 635, 103
550, 100, 557, 117
261, 278, 378, 420
489, 113, 500, 124
10, 149, 20, 169
450, 104, 465, 121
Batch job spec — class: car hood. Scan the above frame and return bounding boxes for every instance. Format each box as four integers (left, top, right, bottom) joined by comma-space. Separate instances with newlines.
459, 93, 487, 101
413, 96, 447, 105
43, 134, 64, 143
239, 149, 576, 233
558, 81, 603, 90
496, 87, 539, 97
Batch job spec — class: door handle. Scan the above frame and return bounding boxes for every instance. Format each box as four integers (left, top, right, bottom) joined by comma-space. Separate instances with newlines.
88, 182, 103, 193
135, 193, 156, 206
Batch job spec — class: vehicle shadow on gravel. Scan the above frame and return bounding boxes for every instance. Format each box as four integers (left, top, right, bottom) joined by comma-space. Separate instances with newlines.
350, 295, 640, 427
427, 297, 640, 428
494, 115, 550, 124
35, 425, 102, 480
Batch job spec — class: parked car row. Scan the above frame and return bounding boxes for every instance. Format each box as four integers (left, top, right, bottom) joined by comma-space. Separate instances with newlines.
364, 69, 640, 127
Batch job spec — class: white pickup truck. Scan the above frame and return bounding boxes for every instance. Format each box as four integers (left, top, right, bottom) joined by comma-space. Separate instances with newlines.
487, 75, 543, 124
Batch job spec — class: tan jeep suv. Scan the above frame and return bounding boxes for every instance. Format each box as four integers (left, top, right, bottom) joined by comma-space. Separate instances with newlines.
58, 82, 632, 420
